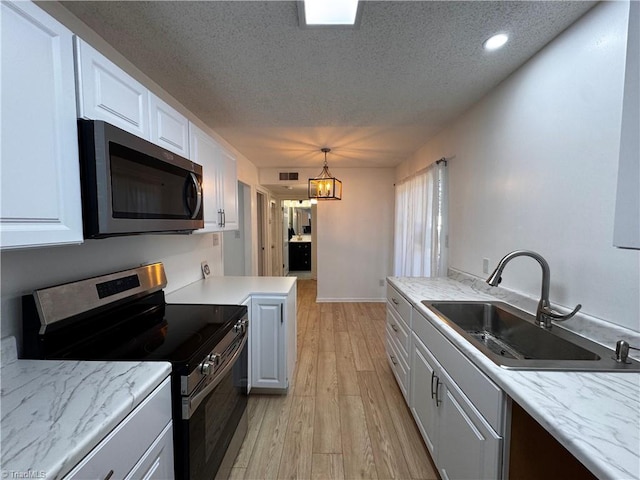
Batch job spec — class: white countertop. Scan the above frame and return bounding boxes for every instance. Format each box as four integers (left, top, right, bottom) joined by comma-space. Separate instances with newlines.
388, 277, 640, 480
166, 275, 297, 305
289, 235, 311, 243
0, 337, 171, 480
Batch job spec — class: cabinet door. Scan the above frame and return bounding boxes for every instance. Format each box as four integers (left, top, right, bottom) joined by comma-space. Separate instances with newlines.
219, 146, 239, 230
409, 334, 439, 456
75, 38, 149, 139
189, 123, 223, 232
149, 93, 189, 158
1, 0, 83, 249
251, 296, 286, 390
438, 372, 502, 480
125, 422, 174, 480
614, 0, 639, 249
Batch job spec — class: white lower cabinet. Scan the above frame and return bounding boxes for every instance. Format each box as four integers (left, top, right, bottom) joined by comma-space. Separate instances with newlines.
384, 300, 505, 480
1, 0, 83, 250
64, 377, 174, 480
409, 335, 439, 454
250, 286, 297, 392
438, 368, 501, 480
125, 422, 174, 480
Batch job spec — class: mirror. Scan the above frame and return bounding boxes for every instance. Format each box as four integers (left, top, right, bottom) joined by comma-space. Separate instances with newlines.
284, 200, 312, 239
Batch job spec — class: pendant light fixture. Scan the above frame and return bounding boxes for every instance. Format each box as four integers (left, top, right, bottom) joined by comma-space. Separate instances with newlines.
308, 148, 342, 200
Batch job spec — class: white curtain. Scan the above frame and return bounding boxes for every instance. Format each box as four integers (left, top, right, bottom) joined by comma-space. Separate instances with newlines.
393, 161, 448, 277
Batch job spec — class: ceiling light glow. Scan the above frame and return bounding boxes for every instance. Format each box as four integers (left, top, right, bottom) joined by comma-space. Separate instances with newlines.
483, 33, 509, 51
304, 0, 359, 25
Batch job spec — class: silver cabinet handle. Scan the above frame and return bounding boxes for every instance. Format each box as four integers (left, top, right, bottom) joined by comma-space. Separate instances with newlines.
103, 470, 114, 480
392, 297, 399, 305
391, 324, 398, 332
222, 209, 226, 227
431, 371, 437, 399
434, 377, 442, 407
390, 354, 398, 365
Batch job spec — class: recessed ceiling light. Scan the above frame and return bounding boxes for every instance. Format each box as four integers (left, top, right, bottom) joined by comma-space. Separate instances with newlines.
301, 0, 360, 26
483, 33, 509, 51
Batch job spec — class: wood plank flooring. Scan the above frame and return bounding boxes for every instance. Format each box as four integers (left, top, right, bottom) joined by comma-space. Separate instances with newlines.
233, 279, 438, 480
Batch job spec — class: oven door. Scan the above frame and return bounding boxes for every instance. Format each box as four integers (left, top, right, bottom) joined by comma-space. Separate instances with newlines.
176, 333, 248, 480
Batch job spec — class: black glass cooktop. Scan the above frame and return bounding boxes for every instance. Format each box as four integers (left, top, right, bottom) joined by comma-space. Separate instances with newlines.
23, 291, 247, 373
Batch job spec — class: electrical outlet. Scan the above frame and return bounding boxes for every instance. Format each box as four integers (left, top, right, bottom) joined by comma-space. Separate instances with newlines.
201, 261, 212, 278
483, 258, 490, 274
212, 234, 219, 246
379, 279, 385, 287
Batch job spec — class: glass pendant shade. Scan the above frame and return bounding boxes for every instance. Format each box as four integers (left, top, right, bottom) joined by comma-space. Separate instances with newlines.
308, 148, 342, 200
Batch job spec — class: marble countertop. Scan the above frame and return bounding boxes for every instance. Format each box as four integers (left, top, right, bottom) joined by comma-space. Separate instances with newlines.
387, 276, 640, 480
0, 337, 171, 480
166, 275, 297, 305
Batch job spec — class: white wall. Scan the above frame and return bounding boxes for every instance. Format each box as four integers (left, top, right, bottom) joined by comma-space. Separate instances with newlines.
0, 233, 223, 343
316, 168, 395, 301
397, 1, 639, 332
223, 182, 247, 276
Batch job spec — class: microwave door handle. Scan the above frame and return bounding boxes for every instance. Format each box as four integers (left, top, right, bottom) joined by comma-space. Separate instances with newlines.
187, 172, 202, 220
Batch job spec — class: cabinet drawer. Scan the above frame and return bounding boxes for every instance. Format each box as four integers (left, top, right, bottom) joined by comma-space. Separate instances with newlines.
387, 307, 410, 360
386, 330, 410, 401
65, 377, 172, 480
413, 310, 503, 432
387, 284, 412, 326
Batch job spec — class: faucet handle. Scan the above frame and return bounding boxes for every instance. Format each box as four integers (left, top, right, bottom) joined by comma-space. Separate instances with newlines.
538, 303, 582, 328
541, 303, 582, 322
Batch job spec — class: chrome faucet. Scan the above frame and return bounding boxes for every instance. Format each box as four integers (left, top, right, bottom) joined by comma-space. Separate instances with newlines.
486, 250, 582, 329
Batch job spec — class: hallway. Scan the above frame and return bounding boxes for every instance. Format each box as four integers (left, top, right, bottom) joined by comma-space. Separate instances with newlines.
232, 279, 437, 479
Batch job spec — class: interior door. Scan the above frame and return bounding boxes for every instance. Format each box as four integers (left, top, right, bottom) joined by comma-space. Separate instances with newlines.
282, 204, 289, 276
256, 192, 265, 276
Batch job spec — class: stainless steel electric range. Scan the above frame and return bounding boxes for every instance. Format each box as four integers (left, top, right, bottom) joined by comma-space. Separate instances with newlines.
21, 263, 248, 480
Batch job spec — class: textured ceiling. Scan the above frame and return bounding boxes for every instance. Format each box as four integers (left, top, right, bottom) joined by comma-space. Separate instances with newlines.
61, 1, 596, 169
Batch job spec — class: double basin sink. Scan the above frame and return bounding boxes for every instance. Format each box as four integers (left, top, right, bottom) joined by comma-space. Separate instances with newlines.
421, 300, 640, 371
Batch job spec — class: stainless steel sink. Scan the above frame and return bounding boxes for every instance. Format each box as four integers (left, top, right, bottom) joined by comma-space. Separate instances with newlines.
421, 300, 640, 371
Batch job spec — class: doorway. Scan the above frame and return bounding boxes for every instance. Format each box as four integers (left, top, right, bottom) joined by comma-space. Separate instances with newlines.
283, 199, 315, 279
256, 190, 268, 276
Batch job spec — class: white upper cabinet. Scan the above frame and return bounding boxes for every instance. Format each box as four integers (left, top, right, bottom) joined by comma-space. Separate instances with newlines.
149, 93, 190, 158
75, 37, 150, 139
614, 0, 639, 249
1, 0, 83, 249
190, 122, 224, 231
189, 122, 238, 232
219, 146, 239, 231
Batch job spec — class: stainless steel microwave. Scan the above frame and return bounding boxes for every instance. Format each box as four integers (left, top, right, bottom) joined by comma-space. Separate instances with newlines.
78, 120, 203, 238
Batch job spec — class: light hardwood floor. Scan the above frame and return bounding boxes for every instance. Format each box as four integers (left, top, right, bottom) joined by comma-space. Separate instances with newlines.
232, 279, 438, 480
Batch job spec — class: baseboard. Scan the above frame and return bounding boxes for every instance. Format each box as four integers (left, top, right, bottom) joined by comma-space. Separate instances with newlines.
315, 297, 386, 303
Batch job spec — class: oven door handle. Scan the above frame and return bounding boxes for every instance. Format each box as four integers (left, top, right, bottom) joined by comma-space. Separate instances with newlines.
183, 333, 247, 420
